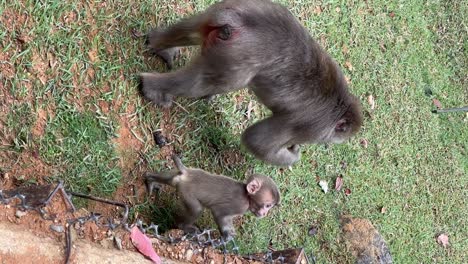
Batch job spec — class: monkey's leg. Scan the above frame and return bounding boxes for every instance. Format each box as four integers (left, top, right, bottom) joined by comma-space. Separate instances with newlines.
140, 55, 251, 107
213, 214, 236, 240
147, 3, 243, 51
176, 199, 203, 234
241, 116, 301, 166
144, 171, 179, 190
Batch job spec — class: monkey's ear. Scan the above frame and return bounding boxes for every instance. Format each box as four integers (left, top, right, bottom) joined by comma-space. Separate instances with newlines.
246, 179, 262, 194
335, 118, 350, 133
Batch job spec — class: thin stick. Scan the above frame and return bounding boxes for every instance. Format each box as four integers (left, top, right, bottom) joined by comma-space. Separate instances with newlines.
433, 106, 468, 113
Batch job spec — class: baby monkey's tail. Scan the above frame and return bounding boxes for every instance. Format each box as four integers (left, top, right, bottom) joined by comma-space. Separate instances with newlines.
171, 154, 187, 174
144, 155, 188, 195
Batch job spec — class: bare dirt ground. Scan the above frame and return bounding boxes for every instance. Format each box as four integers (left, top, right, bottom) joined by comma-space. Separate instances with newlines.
0, 184, 262, 264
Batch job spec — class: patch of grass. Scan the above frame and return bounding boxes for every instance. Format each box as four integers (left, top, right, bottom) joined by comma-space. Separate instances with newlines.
40, 106, 121, 196
5, 102, 35, 151
1, 0, 466, 263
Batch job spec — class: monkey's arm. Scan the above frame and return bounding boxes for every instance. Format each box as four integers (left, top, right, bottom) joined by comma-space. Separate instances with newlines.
144, 171, 180, 194
241, 116, 300, 166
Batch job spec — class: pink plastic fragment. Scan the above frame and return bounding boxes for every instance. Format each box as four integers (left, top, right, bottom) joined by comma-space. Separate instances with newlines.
130, 226, 162, 264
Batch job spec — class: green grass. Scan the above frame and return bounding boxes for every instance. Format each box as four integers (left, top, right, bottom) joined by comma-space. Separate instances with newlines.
0, 0, 466, 262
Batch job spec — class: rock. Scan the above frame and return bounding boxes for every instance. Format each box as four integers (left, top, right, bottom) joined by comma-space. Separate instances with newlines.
114, 236, 123, 250
15, 210, 27, 218
50, 224, 65, 233
341, 215, 392, 264
185, 249, 193, 261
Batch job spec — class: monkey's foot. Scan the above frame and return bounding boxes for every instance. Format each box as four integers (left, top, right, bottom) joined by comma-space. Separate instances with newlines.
146, 29, 181, 69
179, 224, 200, 235
152, 47, 180, 70
139, 73, 173, 108
221, 230, 236, 242
200, 94, 216, 102
288, 144, 300, 154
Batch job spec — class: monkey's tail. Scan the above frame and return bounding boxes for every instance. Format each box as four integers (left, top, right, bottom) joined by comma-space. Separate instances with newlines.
172, 154, 187, 174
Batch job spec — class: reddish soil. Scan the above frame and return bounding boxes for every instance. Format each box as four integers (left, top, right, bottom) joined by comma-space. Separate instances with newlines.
0, 2, 264, 263
0, 184, 261, 263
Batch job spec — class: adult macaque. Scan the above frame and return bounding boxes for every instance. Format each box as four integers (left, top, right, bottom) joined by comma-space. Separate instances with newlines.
144, 155, 280, 239
140, 0, 363, 166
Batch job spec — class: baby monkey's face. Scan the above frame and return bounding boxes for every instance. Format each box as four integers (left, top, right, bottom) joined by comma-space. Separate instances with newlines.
248, 190, 278, 218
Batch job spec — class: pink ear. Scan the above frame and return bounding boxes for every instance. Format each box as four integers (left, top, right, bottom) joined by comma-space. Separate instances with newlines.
246, 179, 261, 194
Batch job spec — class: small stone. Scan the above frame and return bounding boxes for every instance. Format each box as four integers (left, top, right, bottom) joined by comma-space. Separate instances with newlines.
308, 226, 318, 236
185, 249, 193, 261
113, 236, 123, 250
152, 131, 167, 147
15, 210, 27, 218
50, 224, 65, 233
340, 161, 348, 170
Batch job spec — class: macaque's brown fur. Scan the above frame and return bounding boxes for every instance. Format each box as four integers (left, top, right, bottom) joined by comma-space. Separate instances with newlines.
145, 155, 280, 239
140, 0, 363, 166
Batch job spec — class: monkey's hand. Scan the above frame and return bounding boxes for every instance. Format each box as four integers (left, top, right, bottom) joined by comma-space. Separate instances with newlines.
139, 73, 174, 108
242, 117, 301, 166
271, 145, 301, 166
144, 172, 162, 196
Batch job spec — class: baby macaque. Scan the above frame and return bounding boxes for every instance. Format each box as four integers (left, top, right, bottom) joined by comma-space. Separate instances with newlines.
145, 155, 280, 239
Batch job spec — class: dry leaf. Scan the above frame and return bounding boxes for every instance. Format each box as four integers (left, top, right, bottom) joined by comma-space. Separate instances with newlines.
314, 6, 322, 15
367, 95, 375, 110
344, 188, 351, 196
88, 50, 98, 63
319, 180, 328, 193
246, 100, 254, 120
433, 99, 442, 109
345, 75, 351, 84
335, 176, 343, 191
360, 139, 369, 148
342, 44, 349, 55
389, 12, 395, 18
380, 207, 387, 214
345, 61, 354, 71
436, 233, 449, 248
130, 226, 162, 264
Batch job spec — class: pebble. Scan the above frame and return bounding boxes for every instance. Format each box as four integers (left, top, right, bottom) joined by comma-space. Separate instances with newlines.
15, 210, 27, 218
185, 249, 193, 261
113, 236, 123, 250
50, 224, 65, 233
